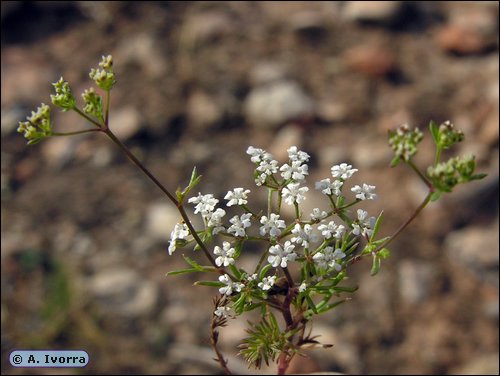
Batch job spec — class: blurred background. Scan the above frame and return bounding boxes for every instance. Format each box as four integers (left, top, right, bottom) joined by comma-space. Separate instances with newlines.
1, 1, 498, 374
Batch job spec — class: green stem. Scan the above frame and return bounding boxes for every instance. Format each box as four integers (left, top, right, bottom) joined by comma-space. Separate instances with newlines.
434, 146, 442, 166
408, 160, 432, 189
72, 107, 103, 128
104, 89, 111, 126
267, 188, 273, 216
52, 129, 103, 137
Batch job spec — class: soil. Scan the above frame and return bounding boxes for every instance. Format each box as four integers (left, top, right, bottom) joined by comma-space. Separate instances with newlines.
1, 2, 498, 375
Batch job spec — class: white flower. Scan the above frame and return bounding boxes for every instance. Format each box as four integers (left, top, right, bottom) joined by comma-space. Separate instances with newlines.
331, 163, 358, 180
281, 183, 309, 205
268, 241, 297, 268
299, 282, 307, 292
214, 306, 231, 318
287, 146, 310, 163
351, 184, 377, 200
280, 160, 309, 181
247, 146, 268, 163
312, 247, 346, 271
352, 209, 376, 237
228, 213, 252, 237
318, 221, 345, 240
168, 223, 189, 255
258, 275, 277, 291
214, 241, 236, 267
315, 178, 343, 196
291, 223, 317, 248
218, 274, 243, 296
310, 208, 328, 221
260, 213, 286, 238
225, 188, 251, 206
247, 273, 258, 282
188, 193, 219, 215
255, 158, 279, 185
206, 208, 226, 234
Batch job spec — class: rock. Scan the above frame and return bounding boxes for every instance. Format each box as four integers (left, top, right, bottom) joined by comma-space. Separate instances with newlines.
108, 107, 142, 140
179, 10, 235, 48
436, 3, 498, 55
248, 61, 288, 86
342, 1, 403, 24
89, 267, 159, 318
244, 80, 315, 129
186, 89, 223, 131
342, 45, 396, 78
445, 222, 499, 288
41, 136, 78, 169
288, 10, 329, 41
398, 260, 436, 305
145, 202, 182, 241
451, 353, 499, 375
268, 124, 304, 162
1, 107, 24, 135
116, 33, 167, 78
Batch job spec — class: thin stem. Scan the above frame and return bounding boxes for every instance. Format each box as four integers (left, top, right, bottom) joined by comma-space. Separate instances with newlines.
408, 160, 432, 189
103, 128, 219, 270
267, 188, 273, 216
104, 89, 111, 126
52, 128, 103, 137
434, 146, 442, 166
373, 190, 433, 254
72, 107, 103, 128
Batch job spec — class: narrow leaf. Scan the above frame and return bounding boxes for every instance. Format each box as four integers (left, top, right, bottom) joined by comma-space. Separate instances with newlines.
305, 295, 318, 314
193, 280, 224, 287
166, 268, 199, 276
370, 211, 384, 242
370, 255, 381, 276
429, 120, 440, 146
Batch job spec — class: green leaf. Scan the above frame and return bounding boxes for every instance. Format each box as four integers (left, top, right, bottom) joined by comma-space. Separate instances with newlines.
378, 248, 391, 259
469, 173, 487, 181
305, 295, 318, 314
229, 263, 242, 280
166, 268, 199, 276
183, 255, 204, 271
429, 120, 440, 146
370, 211, 384, 242
258, 264, 273, 281
370, 254, 381, 276
332, 285, 358, 293
430, 191, 443, 202
390, 155, 401, 167
193, 280, 224, 287
316, 299, 348, 314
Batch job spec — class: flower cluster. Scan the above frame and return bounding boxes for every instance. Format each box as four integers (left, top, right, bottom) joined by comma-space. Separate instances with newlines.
17, 103, 53, 144
168, 145, 380, 319
89, 55, 116, 91
50, 77, 76, 111
388, 124, 423, 165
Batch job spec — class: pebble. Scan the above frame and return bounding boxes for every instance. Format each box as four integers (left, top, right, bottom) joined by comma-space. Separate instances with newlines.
398, 260, 436, 305
445, 222, 499, 288
342, 1, 403, 24
145, 202, 182, 241
108, 107, 142, 141
186, 89, 223, 131
244, 80, 315, 129
89, 267, 159, 318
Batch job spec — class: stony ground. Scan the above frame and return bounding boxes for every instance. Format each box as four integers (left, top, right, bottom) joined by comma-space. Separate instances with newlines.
1, 2, 498, 375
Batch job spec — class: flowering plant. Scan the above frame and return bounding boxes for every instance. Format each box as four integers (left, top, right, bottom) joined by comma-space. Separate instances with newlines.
17, 55, 486, 374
